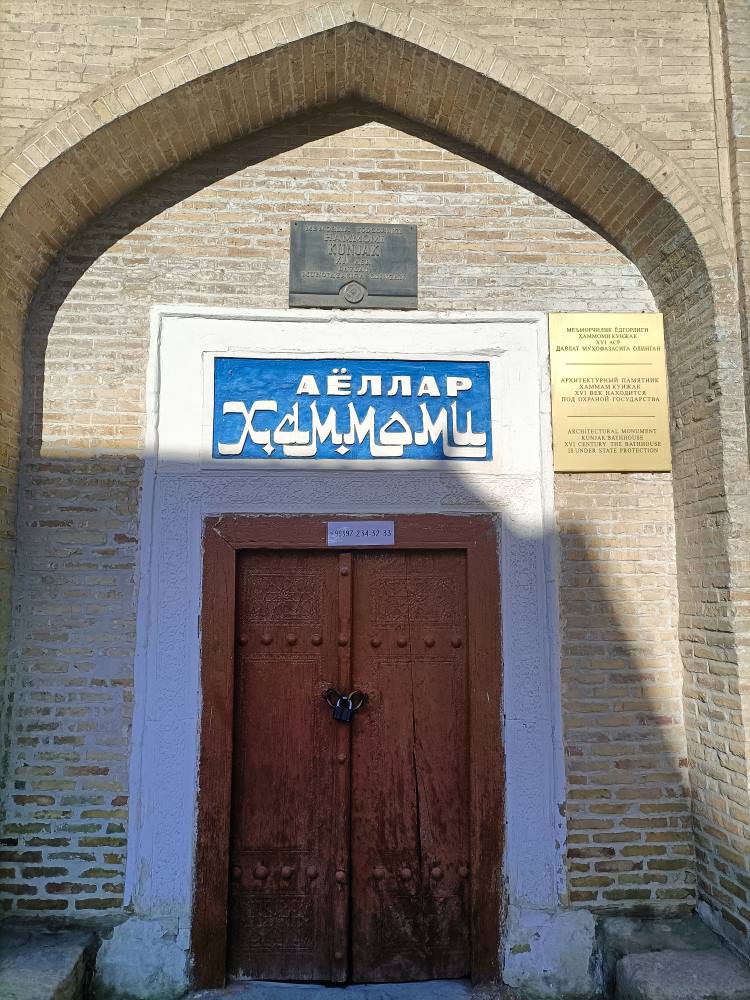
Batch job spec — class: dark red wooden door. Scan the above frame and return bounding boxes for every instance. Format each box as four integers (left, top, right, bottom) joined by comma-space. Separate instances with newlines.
228, 547, 470, 983
227, 550, 351, 982
350, 551, 470, 982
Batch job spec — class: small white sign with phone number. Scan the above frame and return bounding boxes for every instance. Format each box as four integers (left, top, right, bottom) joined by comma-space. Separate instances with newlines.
326, 521, 395, 546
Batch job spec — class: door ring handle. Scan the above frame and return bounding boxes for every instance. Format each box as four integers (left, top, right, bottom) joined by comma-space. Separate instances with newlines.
347, 690, 368, 712
323, 688, 341, 708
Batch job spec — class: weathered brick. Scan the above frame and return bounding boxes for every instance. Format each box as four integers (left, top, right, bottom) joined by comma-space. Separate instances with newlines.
17, 898, 68, 911
74, 897, 122, 909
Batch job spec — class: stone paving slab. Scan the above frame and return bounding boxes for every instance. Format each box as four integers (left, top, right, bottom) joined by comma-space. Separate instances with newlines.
191, 981, 474, 1000
616, 948, 750, 1000
0, 924, 98, 1000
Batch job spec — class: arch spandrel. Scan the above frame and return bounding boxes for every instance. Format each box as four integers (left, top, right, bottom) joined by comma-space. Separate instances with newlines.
0, 1, 735, 292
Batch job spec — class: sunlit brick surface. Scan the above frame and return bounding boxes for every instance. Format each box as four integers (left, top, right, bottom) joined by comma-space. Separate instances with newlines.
0, 0, 748, 947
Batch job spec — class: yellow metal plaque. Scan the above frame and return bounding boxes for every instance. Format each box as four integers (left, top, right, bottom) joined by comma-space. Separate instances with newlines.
549, 313, 671, 472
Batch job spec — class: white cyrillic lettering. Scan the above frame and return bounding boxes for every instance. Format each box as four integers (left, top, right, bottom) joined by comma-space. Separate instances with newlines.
450, 402, 486, 452
217, 400, 278, 456
216, 384, 488, 461
386, 375, 412, 396
343, 403, 375, 446
281, 402, 343, 457
326, 368, 352, 396
340, 403, 400, 457
446, 376, 473, 397
357, 375, 383, 396
378, 411, 413, 450
416, 375, 440, 397
413, 402, 487, 458
414, 404, 448, 448
296, 374, 320, 395
273, 403, 310, 449
313, 403, 343, 445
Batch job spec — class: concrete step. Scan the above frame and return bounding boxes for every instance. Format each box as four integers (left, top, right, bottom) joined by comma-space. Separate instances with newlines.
0, 924, 99, 1000
615, 947, 750, 1000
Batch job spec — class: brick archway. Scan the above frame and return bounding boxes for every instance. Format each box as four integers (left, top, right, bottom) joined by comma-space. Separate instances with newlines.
0, 0, 749, 965
0, 3, 736, 300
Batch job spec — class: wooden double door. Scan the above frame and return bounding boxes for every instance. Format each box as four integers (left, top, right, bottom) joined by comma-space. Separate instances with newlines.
227, 547, 472, 983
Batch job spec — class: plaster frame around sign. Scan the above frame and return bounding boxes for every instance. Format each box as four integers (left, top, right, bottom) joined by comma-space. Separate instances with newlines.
126, 307, 566, 979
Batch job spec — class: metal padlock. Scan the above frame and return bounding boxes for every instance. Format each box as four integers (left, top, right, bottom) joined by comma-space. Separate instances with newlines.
323, 687, 368, 724
333, 694, 353, 723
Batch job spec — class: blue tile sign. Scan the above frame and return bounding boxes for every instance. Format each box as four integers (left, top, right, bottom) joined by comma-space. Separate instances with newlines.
212, 358, 492, 461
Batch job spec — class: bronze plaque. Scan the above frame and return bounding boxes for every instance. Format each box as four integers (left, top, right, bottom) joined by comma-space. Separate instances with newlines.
549, 313, 671, 472
289, 220, 417, 308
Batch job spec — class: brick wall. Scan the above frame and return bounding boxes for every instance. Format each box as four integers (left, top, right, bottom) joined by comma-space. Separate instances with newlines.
0, 107, 691, 918
558, 474, 692, 912
720, 0, 750, 438
0, 1, 721, 203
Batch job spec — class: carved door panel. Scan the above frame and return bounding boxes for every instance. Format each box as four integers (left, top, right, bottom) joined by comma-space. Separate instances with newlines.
227, 550, 351, 982
350, 550, 471, 982
228, 547, 470, 984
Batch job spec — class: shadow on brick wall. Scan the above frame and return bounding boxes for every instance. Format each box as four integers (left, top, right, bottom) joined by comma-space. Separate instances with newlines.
0, 103, 693, 936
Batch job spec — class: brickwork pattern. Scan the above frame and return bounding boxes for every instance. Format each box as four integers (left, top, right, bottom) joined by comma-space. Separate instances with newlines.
720, 1, 750, 446
0, 1, 722, 201
0, 0, 747, 950
0, 109, 678, 917
558, 474, 692, 913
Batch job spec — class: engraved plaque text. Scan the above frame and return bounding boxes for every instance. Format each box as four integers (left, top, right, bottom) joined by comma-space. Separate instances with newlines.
289, 221, 417, 309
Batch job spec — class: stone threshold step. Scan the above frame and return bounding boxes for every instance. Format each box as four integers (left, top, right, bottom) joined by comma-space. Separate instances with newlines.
0, 924, 99, 1000
616, 948, 750, 1000
191, 982, 474, 1000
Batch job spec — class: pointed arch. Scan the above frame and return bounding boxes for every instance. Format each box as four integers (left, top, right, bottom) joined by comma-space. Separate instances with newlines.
0, 0, 748, 954
0, 1, 735, 306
